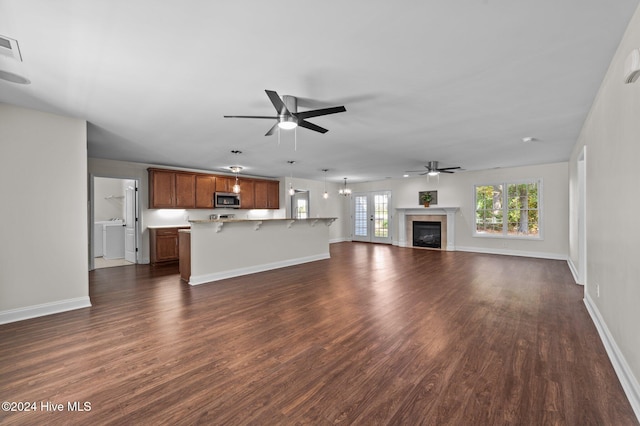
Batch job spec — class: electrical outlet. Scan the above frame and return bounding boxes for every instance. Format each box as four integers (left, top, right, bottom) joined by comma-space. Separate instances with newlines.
596, 283, 600, 298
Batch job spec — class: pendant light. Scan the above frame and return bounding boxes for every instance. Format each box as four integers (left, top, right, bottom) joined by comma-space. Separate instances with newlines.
229, 166, 242, 193
322, 169, 329, 199
339, 177, 351, 196
288, 160, 296, 196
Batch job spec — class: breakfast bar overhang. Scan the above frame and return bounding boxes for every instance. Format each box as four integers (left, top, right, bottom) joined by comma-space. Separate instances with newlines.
182, 218, 337, 285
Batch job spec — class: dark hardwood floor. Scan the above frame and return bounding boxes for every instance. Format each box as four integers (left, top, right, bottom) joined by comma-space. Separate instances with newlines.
0, 242, 637, 425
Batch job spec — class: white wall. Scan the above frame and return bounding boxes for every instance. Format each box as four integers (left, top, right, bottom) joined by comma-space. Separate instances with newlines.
350, 162, 569, 259
0, 103, 90, 323
94, 177, 126, 221
569, 4, 640, 417
283, 175, 351, 243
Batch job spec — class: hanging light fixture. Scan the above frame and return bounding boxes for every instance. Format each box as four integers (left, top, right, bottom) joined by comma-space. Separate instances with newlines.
229, 166, 242, 193
322, 169, 329, 199
339, 177, 351, 196
288, 161, 296, 196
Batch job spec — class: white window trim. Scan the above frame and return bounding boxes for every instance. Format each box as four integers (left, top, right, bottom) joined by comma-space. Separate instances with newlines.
473, 178, 543, 240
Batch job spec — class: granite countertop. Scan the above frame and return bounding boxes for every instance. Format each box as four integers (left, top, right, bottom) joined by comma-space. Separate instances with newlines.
147, 224, 191, 229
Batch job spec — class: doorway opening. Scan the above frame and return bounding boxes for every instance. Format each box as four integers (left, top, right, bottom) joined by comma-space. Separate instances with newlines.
291, 190, 310, 219
90, 176, 140, 270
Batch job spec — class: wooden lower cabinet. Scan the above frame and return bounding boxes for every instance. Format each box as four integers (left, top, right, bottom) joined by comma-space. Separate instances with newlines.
178, 229, 191, 283
178, 230, 191, 282
149, 227, 189, 264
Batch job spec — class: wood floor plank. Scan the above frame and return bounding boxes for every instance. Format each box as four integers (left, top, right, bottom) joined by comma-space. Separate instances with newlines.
0, 242, 637, 425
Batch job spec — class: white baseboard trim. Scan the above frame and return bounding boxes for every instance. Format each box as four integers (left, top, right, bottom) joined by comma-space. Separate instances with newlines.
329, 237, 350, 244
566, 258, 582, 285
189, 253, 331, 285
584, 293, 640, 422
455, 246, 567, 261
0, 297, 92, 325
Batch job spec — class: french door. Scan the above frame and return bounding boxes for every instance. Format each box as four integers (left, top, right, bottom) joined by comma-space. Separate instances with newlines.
352, 191, 392, 244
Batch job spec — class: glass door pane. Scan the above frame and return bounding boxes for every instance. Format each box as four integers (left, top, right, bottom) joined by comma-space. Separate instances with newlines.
353, 194, 368, 239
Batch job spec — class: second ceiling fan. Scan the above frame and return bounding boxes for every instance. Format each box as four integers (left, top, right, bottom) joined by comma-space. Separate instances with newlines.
408, 161, 461, 176
224, 90, 346, 136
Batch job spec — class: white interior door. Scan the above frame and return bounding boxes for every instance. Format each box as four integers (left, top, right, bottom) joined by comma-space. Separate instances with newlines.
352, 191, 392, 244
124, 184, 137, 263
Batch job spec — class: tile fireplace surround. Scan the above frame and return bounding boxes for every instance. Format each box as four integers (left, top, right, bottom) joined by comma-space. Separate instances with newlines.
396, 207, 459, 251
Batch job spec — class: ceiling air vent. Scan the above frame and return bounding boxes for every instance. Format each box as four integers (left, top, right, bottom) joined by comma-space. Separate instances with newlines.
0, 35, 23, 61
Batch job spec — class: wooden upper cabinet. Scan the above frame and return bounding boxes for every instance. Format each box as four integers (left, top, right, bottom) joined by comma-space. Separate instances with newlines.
195, 175, 216, 208
150, 168, 280, 209
254, 181, 268, 209
266, 180, 280, 209
149, 169, 176, 208
175, 173, 195, 208
254, 180, 279, 209
239, 179, 255, 209
215, 176, 234, 193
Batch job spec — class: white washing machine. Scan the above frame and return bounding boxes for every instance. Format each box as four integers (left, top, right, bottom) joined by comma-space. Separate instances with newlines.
95, 220, 124, 259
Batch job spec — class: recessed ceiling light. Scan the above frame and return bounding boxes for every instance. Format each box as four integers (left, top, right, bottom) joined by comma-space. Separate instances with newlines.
403, 174, 409, 177
522, 137, 536, 143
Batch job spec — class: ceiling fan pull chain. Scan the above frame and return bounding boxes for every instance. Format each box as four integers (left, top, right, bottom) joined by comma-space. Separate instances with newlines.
294, 127, 297, 151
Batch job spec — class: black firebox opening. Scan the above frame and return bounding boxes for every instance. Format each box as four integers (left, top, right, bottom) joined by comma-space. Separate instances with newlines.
413, 221, 441, 248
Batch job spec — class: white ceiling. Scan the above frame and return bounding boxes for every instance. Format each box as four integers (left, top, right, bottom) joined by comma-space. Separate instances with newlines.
1, 0, 638, 182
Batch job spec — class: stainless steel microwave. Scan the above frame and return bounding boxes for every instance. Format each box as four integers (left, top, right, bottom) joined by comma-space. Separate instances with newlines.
214, 192, 241, 208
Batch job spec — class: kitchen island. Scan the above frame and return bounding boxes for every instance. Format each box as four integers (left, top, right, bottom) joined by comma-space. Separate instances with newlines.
182, 217, 337, 285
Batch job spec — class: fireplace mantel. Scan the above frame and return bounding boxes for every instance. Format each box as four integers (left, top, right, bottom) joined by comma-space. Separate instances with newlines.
396, 207, 459, 251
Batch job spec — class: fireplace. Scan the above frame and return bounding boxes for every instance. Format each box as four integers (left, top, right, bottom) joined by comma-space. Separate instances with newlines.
396, 207, 458, 250
413, 221, 441, 248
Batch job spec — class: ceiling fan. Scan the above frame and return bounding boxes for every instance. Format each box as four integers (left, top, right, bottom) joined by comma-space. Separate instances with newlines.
407, 161, 461, 176
224, 90, 346, 136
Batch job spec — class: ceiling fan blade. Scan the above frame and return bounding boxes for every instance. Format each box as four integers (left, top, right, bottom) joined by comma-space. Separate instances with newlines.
298, 120, 328, 134
295, 106, 346, 120
296, 93, 378, 109
265, 90, 290, 115
265, 122, 278, 136
224, 115, 277, 119
439, 170, 455, 173
437, 166, 461, 171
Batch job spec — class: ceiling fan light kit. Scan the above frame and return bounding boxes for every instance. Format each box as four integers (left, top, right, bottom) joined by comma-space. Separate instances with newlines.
278, 116, 298, 130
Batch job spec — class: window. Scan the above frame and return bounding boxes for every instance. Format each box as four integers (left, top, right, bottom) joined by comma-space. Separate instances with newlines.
474, 180, 541, 238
